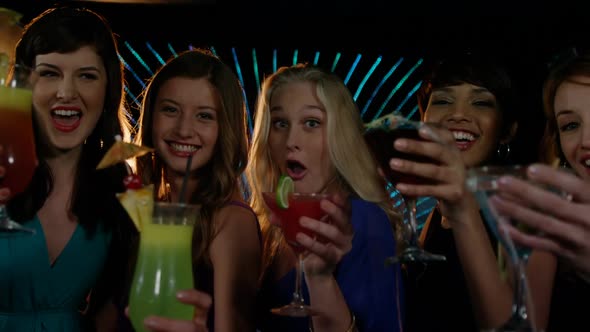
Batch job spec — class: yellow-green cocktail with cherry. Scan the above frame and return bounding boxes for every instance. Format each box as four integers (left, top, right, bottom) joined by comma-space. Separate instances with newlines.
118, 184, 198, 331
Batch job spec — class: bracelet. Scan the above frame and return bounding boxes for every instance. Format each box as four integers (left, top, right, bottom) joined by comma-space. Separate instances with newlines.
308, 310, 357, 332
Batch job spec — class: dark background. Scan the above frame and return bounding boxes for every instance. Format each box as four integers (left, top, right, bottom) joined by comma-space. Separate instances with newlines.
3, 0, 589, 159
2, 0, 588, 220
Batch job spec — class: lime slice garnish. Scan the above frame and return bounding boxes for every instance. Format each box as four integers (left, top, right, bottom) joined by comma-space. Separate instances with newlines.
276, 175, 294, 209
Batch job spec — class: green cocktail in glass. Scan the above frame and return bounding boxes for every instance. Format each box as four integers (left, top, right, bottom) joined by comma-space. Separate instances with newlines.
128, 202, 199, 331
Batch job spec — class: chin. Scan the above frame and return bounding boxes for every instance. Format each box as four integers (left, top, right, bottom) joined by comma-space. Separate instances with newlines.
163, 158, 186, 172
53, 138, 86, 151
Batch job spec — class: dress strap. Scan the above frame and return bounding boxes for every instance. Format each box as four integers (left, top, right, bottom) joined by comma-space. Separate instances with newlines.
225, 200, 262, 245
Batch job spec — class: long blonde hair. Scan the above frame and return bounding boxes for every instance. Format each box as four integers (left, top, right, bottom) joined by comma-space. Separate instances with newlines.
246, 64, 401, 281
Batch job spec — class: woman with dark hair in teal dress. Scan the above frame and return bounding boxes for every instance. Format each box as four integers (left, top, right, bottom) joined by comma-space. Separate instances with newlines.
0, 6, 135, 330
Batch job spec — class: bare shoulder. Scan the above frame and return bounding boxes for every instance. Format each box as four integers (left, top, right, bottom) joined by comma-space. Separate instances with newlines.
210, 201, 261, 258
209, 200, 261, 272
213, 201, 259, 234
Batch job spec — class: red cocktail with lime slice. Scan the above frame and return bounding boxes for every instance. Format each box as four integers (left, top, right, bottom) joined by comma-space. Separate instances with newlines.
262, 192, 329, 255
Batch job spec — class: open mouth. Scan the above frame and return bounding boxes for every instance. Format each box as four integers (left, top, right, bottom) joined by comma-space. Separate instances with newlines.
286, 159, 307, 180
51, 109, 82, 133
167, 142, 200, 157
451, 130, 478, 151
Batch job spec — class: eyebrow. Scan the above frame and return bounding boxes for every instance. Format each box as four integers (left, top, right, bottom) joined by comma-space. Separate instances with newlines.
470, 88, 493, 95
433, 87, 492, 94
158, 98, 180, 106
158, 98, 217, 111
35, 63, 101, 72
555, 109, 575, 117
270, 104, 324, 112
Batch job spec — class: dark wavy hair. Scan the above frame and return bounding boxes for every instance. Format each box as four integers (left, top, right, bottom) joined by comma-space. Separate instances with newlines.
135, 48, 249, 270
9, 6, 132, 226
417, 53, 520, 164
8, 6, 135, 318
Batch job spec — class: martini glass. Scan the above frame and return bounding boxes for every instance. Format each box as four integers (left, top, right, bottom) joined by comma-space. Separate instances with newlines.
263, 192, 330, 317
466, 165, 546, 332
0, 60, 37, 233
364, 115, 446, 263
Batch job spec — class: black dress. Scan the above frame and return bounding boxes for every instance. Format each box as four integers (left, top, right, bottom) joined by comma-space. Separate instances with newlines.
546, 261, 590, 332
403, 207, 497, 332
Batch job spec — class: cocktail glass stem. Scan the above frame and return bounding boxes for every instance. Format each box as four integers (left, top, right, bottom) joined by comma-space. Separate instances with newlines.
386, 196, 446, 264
292, 253, 306, 307
271, 252, 312, 317
407, 197, 419, 247
496, 256, 536, 332
0, 204, 35, 234
495, 223, 536, 332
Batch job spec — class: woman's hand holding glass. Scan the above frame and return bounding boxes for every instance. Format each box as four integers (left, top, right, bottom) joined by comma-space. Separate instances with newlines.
297, 193, 353, 278
127, 289, 212, 332
389, 124, 474, 226
490, 164, 590, 278
292, 193, 356, 332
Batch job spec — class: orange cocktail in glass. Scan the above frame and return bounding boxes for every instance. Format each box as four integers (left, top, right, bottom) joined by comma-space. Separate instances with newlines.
0, 62, 37, 233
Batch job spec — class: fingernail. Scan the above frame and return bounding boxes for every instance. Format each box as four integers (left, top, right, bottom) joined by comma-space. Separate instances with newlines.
419, 127, 431, 138
176, 290, 188, 299
299, 218, 311, 227
498, 176, 511, 185
144, 318, 157, 328
394, 139, 407, 149
194, 315, 207, 325
295, 233, 307, 244
390, 158, 402, 168
527, 165, 539, 178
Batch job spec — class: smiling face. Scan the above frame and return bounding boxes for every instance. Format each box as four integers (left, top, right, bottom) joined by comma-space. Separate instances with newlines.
32, 46, 107, 155
267, 81, 336, 193
553, 76, 590, 180
423, 83, 506, 167
151, 77, 220, 177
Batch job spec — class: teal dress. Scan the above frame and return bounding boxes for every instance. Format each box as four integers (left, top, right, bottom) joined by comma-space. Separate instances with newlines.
0, 216, 111, 331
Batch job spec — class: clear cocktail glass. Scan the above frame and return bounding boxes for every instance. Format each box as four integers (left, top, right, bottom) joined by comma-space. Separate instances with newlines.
466, 165, 563, 332
128, 202, 199, 331
0, 59, 38, 233
364, 115, 446, 263
263, 192, 330, 317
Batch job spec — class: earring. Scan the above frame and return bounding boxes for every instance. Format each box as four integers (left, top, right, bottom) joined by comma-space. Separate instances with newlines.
496, 143, 511, 161
560, 158, 570, 169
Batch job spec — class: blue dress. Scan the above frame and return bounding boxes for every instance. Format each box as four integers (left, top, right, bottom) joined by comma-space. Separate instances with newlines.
0, 216, 111, 331
257, 198, 404, 332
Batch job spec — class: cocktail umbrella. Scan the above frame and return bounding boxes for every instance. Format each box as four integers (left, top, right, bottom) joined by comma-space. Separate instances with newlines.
96, 135, 153, 170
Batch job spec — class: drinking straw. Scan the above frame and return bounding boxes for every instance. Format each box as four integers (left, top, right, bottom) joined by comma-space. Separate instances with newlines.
178, 154, 193, 204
